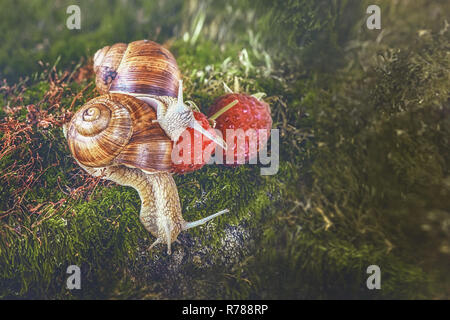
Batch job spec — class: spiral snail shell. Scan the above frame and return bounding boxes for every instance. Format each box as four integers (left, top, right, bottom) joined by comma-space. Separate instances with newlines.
67, 93, 172, 171
64, 41, 228, 254
93, 40, 181, 97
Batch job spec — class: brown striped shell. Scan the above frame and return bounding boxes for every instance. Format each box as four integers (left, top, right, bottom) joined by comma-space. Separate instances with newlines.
66, 93, 173, 172
93, 40, 181, 97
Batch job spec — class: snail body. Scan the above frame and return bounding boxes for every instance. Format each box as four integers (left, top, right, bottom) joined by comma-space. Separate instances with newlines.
65, 93, 227, 254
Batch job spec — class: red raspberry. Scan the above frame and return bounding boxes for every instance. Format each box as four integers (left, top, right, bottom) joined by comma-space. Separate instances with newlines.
171, 111, 217, 174
207, 93, 272, 165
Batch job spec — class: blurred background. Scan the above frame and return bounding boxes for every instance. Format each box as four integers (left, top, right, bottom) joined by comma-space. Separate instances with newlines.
0, 0, 368, 81
0, 0, 449, 299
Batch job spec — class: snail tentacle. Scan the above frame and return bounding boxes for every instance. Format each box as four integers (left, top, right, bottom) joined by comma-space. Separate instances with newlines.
183, 209, 230, 230
148, 238, 161, 251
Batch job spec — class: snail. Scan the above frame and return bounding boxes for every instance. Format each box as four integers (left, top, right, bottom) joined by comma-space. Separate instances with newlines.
64, 94, 228, 254
64, 40, 229, 254
92, 40, 225, 149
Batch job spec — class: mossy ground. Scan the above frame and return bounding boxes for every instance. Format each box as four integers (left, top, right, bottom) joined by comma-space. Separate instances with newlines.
0, 0, 449, 299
